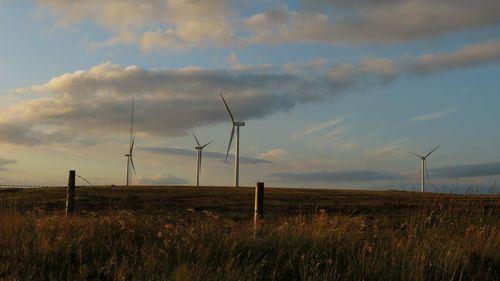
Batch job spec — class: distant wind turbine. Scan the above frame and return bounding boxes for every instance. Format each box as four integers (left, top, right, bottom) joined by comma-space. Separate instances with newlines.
221, 94, 245, 188
125, 97, 136, 186
192, 132, 213, 187
407, 143, 442, 192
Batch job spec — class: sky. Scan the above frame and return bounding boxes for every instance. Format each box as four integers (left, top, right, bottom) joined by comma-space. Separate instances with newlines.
1, 0, 500, 191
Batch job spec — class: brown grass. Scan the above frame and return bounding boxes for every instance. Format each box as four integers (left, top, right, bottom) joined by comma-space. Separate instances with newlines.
0, 186, 499, 280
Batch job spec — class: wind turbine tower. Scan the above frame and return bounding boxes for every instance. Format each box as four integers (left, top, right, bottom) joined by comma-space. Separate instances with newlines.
221, 94, 245, 188
408, 143, 442, 192
125, 97, 136, 186
192, 132, 213, 187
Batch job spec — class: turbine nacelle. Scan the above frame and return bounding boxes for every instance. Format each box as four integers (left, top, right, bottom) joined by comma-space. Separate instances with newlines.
233, 121, 245, 126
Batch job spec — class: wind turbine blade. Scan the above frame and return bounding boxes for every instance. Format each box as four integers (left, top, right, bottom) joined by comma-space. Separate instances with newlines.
130, 137, 135, 154
192, 132, 201, 146
225, 126, 235, 162
130, 156, 136, 174
220, 94, 235, 123
201, 140, 213, 149
425, 143, 442, 158
130, 96, 135, 146
407, 151, 423, 158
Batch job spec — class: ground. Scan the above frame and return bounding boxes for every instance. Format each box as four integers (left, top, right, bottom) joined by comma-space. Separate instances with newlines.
1, 186, 499, 280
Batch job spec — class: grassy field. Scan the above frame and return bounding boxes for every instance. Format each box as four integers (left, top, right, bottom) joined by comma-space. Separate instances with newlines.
1, 186, 499, 280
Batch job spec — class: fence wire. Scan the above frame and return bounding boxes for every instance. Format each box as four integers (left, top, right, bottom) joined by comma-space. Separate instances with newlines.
0, 174, 93, 189
0, 184, 63, 188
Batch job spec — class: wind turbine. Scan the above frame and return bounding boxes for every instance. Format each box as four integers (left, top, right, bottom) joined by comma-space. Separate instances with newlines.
192, 132, 213, 187
407, 143, 442, 193
125, 97, 136, 186
221, 94, 245, 188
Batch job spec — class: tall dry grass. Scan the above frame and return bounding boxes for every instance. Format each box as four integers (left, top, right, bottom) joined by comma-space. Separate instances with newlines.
1, 201, 499, 281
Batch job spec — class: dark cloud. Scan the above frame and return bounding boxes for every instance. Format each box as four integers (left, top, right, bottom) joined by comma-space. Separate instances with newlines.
0, 123, 73, 146
0, 123, 42, 146
136, 175, 188, 185
271, 170, 406, 183
0, 157, 17, 171
141, 146, 271, 164
431, 162, 500, 178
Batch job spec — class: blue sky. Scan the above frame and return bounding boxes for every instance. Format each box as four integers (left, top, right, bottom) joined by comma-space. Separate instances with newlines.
1, 0, 500, 191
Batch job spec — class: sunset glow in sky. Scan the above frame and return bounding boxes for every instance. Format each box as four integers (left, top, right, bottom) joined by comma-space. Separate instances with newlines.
1, 1, 500, 190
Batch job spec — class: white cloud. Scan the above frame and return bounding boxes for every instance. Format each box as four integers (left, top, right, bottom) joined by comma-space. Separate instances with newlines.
3, 39, 500, 146
257, 149, 288, 162
283, 59, 329, 75
36, 0, 500, 49
291, 117, 343, 140
364, 141, 407, 158
330, 40, 500, 80
6, 61, 341, 145
410, 106, 460, 123
359, 58, 400, 77
38, 0, 236, 50
316, 126, 348, 144
227, 52, 238, 67
245, 1, 500, 46
136, 174, 188, 185
409, 41, 500, 74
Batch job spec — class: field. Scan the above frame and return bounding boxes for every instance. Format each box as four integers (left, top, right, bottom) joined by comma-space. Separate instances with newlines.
1, 186, 500, 280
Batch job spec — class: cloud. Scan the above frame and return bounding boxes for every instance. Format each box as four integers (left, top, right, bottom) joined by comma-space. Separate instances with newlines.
7, 61, 340, 145
37, 0, 500, 49
315, 126, 348, 144
5, 39, 500, 146
290, 116, 354, 151
37, 0, 236, 50
409, 40, 500, 75
136, 174, 188, 185
0, 157, 17, 171
291, 117, 343, 140
227, 52, 239, 67
431, 162, 500, 178
283, 59, 329, 75
141, 147, 270, 164
271, 170, 406, 183
331, 40, 500, 80
364, 141, 407, 158
245, 1, 500, 46
359, 58, 400, 78
257, 149, 288, 162
410, 106, 460, 123
286, 159, 358, 172
0, 123, 74, 146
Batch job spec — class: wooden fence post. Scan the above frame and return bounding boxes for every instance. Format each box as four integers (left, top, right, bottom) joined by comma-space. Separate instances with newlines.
66, 170, 75, 216
254, 182, 264, 237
